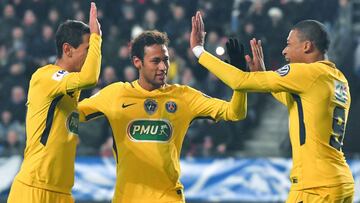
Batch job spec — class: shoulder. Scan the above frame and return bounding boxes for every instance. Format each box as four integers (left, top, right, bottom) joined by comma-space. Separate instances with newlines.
276, 63, 323, 78
167, 83, 197, 93
101, 81, 125, 93
32, 65, 67, 81
30, 65, 67, 87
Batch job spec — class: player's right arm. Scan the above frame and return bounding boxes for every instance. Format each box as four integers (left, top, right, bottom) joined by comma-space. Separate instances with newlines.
63, 34, 101, 93
31, 3, 102, 100
190, 11, 317, 94
62, 2, 102, 94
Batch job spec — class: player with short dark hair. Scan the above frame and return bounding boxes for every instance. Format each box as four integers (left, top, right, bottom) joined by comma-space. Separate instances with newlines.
191, 11, 354, 203
7, 3, 102, 203
78, 30, 247, 203
55, 20, 91, 58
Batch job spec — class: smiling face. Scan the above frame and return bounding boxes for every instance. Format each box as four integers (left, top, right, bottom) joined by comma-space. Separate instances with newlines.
282, 29, 306, 63
133, 44, 169, 91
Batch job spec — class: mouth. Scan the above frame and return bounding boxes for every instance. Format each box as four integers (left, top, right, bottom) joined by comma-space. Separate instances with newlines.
156, 73, 166, 80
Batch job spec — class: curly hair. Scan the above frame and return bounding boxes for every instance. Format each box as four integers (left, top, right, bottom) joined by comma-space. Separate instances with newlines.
130, 30, 169, 61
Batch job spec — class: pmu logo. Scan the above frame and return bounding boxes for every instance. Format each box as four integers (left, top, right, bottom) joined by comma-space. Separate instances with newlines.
127, 119, 172, 142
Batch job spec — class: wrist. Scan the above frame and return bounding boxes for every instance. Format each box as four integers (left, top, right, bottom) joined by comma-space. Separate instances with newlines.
192, 45, 204, 58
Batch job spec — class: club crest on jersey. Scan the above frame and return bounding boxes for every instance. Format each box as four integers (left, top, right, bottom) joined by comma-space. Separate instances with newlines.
127, 119, 172, 142
165, 101, 177, 113
144, 99, 158, 115
334, 80, 348, 104
275, 65, 290, 76
52, 70, 69, 81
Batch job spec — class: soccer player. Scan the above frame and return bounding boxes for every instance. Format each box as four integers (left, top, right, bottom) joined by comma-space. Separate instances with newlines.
190, 11, 354, 202
78, 30, 247, 203
7, 3, 102, 203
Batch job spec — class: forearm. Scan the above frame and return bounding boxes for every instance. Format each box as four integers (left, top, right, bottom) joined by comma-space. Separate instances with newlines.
78, 33, 102, 88
199, 51, 276, 92
224, 91, 247, 121
199, 51, 246, 90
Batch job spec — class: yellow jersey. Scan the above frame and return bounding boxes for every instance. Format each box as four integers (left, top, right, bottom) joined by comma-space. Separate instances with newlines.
14, 33, 102, 194
199, 51, 354, 191
78, 80, 246, 202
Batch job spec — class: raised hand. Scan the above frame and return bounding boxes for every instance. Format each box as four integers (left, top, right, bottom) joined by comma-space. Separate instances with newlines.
190, 11, 206, 50
225, 38, 247, 71
89, 2, 102, 36
245, 38, 265, 72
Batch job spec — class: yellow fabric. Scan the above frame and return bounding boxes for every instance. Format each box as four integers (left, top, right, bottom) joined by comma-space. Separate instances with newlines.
286, 183, 354, 203
78, 80, 246, 202
7, 179, 74, 203
199, 51, 354, 191
12, 33, 102, 194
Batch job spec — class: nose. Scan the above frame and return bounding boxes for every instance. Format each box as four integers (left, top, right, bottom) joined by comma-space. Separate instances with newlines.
158, 61, 167, 71
282, 47, 287, 56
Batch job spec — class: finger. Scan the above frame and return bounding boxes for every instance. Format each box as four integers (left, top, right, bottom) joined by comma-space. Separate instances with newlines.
228, 38, 233, 50
234, 38, 239, 51
194, 15, 199, 33
253, 38, 260, 58
225, 41, 230, 51
250, 39, 257, 59
245, 55, 252, 64
256, 40, 263, 60
91, 2, 97, 17
240, 43, 244, 55
195, 13, 200, 33
258, 40, 264, 59
198, 12, 204, 33
191, 16, 195, 32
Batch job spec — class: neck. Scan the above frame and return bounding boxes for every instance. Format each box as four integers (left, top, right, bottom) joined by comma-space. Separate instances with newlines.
304, 52, 326, 63
138, 78, 163, 91
55, 58, 72, 72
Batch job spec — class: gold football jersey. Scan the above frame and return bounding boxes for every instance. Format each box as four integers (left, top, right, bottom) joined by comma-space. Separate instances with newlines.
78, 80, 246, 202
199, 51, 354, 191
14, 34, 102, 194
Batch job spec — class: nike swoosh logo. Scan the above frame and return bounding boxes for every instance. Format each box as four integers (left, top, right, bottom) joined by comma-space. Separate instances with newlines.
122, 103, 136, 108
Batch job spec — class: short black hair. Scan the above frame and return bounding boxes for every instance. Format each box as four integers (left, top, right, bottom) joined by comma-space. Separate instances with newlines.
55, 20, 90, 58
130, 30, 169, 61
292, 20, 330, 54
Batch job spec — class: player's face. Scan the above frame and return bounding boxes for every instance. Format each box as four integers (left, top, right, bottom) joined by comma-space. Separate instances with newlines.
71, 34, 90, 72
136, 44, 169, 90
282, 29, 305, 63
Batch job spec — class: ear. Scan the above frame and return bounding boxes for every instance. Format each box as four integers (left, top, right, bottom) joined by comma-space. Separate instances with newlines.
132, 56, 142, 70
63, 43, 72, 57
303, 41, 314, 54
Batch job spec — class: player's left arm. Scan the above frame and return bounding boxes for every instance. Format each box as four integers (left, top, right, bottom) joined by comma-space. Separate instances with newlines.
199, 51, 319, 93
184, 86, 247, 122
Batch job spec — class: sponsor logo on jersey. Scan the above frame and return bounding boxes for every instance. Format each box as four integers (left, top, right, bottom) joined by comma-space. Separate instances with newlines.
127, 119, 172, 142
66, 111, 79, 135
52, 70, 69, 81
275, 65, 290, 76
144, 99, 158, 115
165, 101, 177, 113
334, 80, 348, 104
122, 103, 136, 108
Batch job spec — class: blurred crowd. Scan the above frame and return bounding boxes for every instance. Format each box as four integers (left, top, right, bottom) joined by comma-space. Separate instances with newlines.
0, 0, 359, 158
